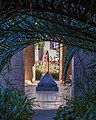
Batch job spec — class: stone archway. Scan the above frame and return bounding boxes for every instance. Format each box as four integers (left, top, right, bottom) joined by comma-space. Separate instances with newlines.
0, 4, 95, 91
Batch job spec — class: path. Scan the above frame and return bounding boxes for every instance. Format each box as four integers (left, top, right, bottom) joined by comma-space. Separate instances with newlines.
25, 82, 71, 120
32, 110, 57, 120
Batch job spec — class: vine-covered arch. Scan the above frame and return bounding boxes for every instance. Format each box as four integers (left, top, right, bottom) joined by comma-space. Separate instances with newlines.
0, 0, 96, 71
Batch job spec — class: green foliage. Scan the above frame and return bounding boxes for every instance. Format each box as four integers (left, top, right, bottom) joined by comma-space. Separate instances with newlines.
0, 87, 35, 120
35, 63, 59, 80
55, 92, 96, 120
55, 50, 96, 120
50, 72, 59, 81
36, 69, 59, 81
55, 103, 79, 120
36, 69, 42, 80
0, 0, 96, 72
64, 47, 78, 82
35, 42, 45, 49
57, 65, 96, 118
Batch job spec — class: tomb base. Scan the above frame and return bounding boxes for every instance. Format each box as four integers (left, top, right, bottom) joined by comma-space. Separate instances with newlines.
36, 72, 58, 91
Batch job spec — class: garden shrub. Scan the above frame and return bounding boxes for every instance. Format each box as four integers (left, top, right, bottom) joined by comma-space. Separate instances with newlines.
55, 100, 80, 120
0, 87, 35, 120
36, 69, 42, 80
55, 50, 96, 120
35, 64, 59, 80
55, 77, 96, 120
36, 69, 59, 80
55, 94, 96, 120
50, 72, 59, 81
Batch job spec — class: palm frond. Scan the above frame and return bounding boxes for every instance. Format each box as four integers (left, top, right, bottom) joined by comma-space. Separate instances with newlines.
64, 47, 79, 82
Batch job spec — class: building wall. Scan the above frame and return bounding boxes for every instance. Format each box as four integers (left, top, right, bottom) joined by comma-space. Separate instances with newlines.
72, 49, 96, 97
35, 41, 59, 62
0, 50, 24, 91
0, 45, 35, 91
44, 41, 50, 51
9, 50, 24, 91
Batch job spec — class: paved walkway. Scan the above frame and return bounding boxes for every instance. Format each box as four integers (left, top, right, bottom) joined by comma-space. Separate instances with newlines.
25, 82, 71, 120
32, 110, 57, 120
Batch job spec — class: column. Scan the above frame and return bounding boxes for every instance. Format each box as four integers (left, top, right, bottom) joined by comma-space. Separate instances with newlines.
59, 45, 72, 83
59, 44, 65, 83
24, 45, 35, 85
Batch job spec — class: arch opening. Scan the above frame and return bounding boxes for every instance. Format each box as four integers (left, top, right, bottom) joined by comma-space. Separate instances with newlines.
0, 12, 95, 71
